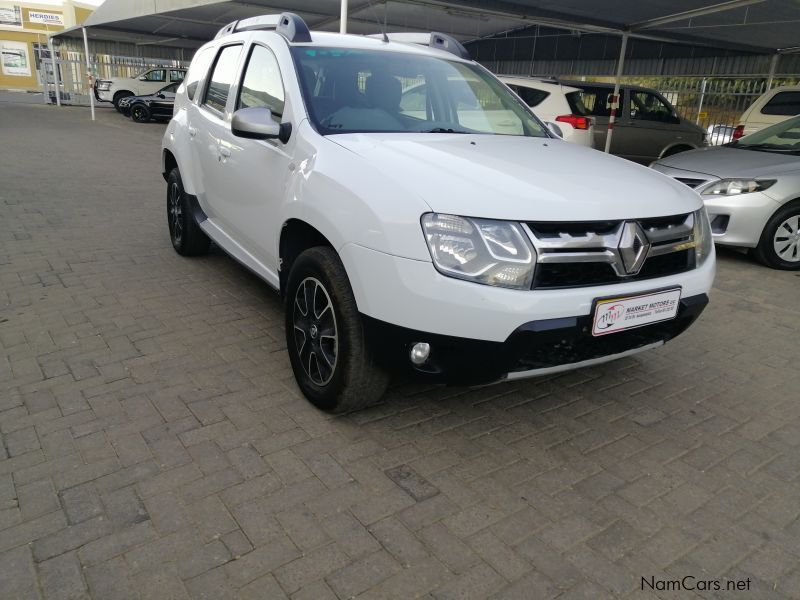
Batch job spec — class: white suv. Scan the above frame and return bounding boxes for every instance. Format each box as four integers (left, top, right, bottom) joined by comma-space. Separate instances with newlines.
162, 13, 716, 412
95, 67, 186, 110
499, 77, 594, 147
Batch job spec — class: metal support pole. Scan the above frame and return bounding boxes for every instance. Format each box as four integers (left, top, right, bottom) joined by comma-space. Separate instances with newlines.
604, 32, 628, 154
696, 77, 707, 125
340, 0, 348, 34
766, 53, 779, 91
48, 37, 61, 107
82, 27, 95, 121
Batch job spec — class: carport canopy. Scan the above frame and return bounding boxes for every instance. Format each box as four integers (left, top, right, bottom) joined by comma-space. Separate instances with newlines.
55, 0, 800, 54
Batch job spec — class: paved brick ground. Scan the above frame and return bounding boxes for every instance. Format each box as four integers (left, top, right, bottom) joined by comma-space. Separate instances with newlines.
2, 103, 800, 599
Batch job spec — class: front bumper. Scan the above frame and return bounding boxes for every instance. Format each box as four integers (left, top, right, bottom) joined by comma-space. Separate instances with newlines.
95, 89, 113, 102
340, 242, 715, 343
651, 163, 779, 248
703, 191, 780, 248
363, 293, 708, 385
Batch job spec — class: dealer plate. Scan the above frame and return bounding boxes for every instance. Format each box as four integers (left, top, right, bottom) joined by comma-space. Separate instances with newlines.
592, 288, 681, 337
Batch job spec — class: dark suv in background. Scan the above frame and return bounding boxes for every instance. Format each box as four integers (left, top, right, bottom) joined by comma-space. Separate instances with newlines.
563, 81, 707, 164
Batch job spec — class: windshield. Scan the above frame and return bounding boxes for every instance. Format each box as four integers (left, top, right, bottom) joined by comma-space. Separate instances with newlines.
291, 47, 548, 137
733, 115, 800, 153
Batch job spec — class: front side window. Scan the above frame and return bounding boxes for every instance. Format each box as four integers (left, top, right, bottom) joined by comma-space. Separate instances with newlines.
142, 69, 166, 82
169, 69, 185, 83
204, 45, 242, 113
158, 82, 179, 95
185, 48, 214, 100
761, 91, 800, 116
629, 91, 676, 123
237, 44, 285, 117
292, 47, 547, 137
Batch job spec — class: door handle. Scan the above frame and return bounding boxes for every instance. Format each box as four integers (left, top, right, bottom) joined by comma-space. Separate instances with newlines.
188, 126, 197, 137
219, 147, 231, 158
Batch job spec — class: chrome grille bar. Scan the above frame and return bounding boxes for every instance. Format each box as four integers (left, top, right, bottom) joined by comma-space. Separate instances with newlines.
523, 212, 695, 280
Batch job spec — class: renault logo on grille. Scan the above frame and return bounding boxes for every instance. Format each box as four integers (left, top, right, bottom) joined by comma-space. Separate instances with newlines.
617, 222, 650, 275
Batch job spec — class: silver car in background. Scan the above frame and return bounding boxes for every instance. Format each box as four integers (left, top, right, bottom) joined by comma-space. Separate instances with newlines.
652, 115, 800, 270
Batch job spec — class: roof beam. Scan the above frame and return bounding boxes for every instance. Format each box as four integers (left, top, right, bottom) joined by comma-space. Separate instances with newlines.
400, 0, 623, 35
629, 0, 767, 31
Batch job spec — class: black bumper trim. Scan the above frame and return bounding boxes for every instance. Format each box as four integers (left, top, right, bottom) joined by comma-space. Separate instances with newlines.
362, 293, 708, 385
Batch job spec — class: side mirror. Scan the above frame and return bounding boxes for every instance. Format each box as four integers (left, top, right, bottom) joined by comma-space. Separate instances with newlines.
156, 93, 165, 99
544, 121, 564, 138
138, 76, 147, 81
231, 107, 291, 143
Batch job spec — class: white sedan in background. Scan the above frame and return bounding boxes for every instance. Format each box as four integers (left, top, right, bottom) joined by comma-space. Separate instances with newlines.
500, 77, 595, 147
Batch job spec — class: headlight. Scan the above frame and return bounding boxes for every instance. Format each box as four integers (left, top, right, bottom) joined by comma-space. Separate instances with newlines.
700, 179, 776, 196
421, 213, 536, 289
693, 208, 713, 266
96, 81, 112, 91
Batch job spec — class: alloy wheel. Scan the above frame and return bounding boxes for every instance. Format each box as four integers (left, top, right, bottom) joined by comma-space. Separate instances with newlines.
773, 214, 800, 262
168, 182, 183, 245
292, 277, 338, 386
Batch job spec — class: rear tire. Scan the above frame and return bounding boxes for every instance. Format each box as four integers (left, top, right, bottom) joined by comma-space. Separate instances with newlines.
166, 168, 210, 256
753, 202, 800, 270
130, 104, 151, 123
284, 247, 388, 413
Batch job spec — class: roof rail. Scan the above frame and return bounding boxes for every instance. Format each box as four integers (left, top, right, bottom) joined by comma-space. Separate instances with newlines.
367, 32, 470, 60
215, 12, 311, 43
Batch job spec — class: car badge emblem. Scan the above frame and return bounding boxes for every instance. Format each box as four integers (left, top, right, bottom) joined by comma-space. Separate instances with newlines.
617, 222, 650, 275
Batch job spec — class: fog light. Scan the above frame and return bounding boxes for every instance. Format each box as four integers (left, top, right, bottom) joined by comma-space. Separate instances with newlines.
410, 342, 431, 365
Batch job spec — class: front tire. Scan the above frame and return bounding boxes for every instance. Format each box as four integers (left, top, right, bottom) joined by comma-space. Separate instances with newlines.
113, 91, 134, 111
753, 202, 800, 270
130, 104, 151, 123
285, 247, 388, 413
166, 168, 210, 256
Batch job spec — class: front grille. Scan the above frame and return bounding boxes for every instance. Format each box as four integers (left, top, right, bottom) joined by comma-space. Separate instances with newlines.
533, 249, 694, 289
675, 177, 707, 188
526, 213, 696, 289
528, 220, 618, 239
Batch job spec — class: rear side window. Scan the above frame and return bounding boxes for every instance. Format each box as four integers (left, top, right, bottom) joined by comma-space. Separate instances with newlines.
578, 87, 621, 117
761, 91, 800, 116
237, 44, 285, 116
565, 91, 589, 116
185, 48, 214, 100
204, 45, 243, 113
169, 70, 185, 83
507, 85, 549, 108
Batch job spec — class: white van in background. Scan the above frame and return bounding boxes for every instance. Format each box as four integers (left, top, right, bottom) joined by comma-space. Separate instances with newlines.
733, 85, 800, 140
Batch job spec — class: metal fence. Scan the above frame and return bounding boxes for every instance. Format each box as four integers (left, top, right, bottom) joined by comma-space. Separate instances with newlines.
38, 51, 189, 107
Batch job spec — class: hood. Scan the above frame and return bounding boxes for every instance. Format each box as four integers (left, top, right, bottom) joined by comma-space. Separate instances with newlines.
329, 133, 701, 221
655, 145, 800, 179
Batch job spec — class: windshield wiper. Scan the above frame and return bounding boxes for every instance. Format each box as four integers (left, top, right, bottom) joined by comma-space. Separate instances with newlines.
421, 127, 471, 134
